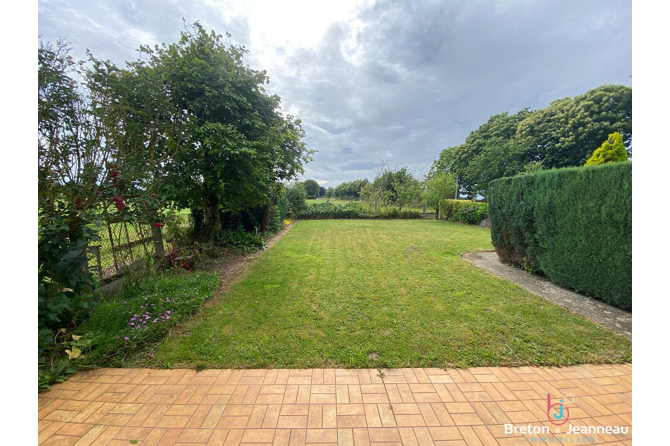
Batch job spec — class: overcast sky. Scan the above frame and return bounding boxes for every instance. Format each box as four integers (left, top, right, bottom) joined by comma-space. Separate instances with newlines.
38, 0, 632, 187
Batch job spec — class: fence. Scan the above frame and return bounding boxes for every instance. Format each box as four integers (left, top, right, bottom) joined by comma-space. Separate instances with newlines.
88, 219, 168, 282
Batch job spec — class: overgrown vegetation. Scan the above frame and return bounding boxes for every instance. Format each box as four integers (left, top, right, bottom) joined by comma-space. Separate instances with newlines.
86, 273, 217, 365
39, 271, 218, 389
488, 162, 632, 310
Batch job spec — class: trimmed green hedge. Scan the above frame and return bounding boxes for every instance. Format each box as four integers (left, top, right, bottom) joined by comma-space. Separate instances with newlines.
296, 202, 421, 219
488, 162, 631, 310
453, 202, 488, 225
438, 199, 473, 220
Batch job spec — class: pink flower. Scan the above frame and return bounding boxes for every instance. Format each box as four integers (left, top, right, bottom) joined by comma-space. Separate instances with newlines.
155, 222, 163, 228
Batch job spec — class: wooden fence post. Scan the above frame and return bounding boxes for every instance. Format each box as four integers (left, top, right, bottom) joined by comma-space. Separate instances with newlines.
152, 225, 169, 268
107, 222, 119, 274
94, 245, 103, 282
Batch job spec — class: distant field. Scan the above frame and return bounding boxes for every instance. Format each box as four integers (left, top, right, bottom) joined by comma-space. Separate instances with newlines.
307, 197, 435, 213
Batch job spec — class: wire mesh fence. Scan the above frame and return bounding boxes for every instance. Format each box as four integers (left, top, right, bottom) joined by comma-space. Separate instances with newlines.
88, 220, 166, 282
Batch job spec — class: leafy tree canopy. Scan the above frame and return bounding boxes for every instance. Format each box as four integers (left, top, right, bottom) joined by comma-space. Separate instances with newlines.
430, 84, 632, 197
303, 179, 320, 198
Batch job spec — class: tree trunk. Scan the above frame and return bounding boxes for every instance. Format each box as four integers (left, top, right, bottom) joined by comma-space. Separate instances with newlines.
199, 189, 220, 240
67, 210, 91, 280
260, 202, 272, 232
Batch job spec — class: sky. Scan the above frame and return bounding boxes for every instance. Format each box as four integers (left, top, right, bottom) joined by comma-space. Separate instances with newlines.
38, 0, 632, 187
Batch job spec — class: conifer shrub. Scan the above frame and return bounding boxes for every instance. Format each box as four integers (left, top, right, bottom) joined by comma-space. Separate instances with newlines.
488, 162, 632, 310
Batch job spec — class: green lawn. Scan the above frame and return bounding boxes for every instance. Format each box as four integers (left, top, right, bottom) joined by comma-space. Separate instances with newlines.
149, 220, 631, 369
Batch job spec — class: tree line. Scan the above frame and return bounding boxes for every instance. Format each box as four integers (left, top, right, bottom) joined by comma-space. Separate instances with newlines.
289, 83, 631, 215
431, 84, 631, 198
288, 164, 457, 214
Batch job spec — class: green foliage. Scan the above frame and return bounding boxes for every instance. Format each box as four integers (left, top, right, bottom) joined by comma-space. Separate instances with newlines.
75, 271, 219, 368
211, 229, 266, 250
297, 202, 362, 219
517, 85, 632, 168
81, 23, 312, 240
521, 160, 545, 174
333, 179, 370, 199
433, 109, 534, 197
286, 182, 307, 214
296, 202, 421, 220
431, 85, 632, 197
453, 202, 488, 225
303, 179, 320, 199
438, 199, 473, 221
372, 166, 421, 210
421, 171, 457, 210
269, 192, 289, 232
38, 359, 78, 391
585, 132, 629, 165
488, 162, 632, 310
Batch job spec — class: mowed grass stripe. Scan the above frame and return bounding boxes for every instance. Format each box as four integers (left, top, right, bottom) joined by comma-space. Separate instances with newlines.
150, 220, 631, 368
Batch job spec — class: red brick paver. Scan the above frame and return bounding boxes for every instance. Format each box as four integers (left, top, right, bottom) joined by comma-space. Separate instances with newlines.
38, 364, 632, 445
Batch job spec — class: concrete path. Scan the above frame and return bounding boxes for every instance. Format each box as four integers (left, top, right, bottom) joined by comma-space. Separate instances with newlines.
38, 365, 631, 445
463, 251, 632, 339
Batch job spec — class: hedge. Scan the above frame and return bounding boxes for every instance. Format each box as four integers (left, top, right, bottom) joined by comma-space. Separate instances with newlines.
296, 202, 422, 220
487, 162, 631, 310
438, 199, 473, 220
453, 202, 488, 225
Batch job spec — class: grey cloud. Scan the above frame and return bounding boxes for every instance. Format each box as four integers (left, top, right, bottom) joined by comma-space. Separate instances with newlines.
38, 0, 631, 187
339, 161, 378, 171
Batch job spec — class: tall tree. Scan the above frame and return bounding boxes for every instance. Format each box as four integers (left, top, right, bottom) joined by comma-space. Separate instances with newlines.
421, 171, 457, 213
141, 23, 312, 238
516, 85, 632, 168
430, 84, 632, 197
303, 179, 320, 199
432, 109, 533, 197
372, 166, 419, 210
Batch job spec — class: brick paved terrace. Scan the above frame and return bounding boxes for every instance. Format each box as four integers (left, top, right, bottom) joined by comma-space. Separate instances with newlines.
38, 364, 632, 445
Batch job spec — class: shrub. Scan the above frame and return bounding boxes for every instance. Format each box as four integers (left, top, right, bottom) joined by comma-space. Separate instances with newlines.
210, 229, 265, 249
488, 162, 631, 310
397, 209, 422, 219
297, 202, 363, 219
453, 202, 488, 225
286, 183, 307, 214
438, 199, 473, 221
585, 132, 629, 166
296, 202, 422, 220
